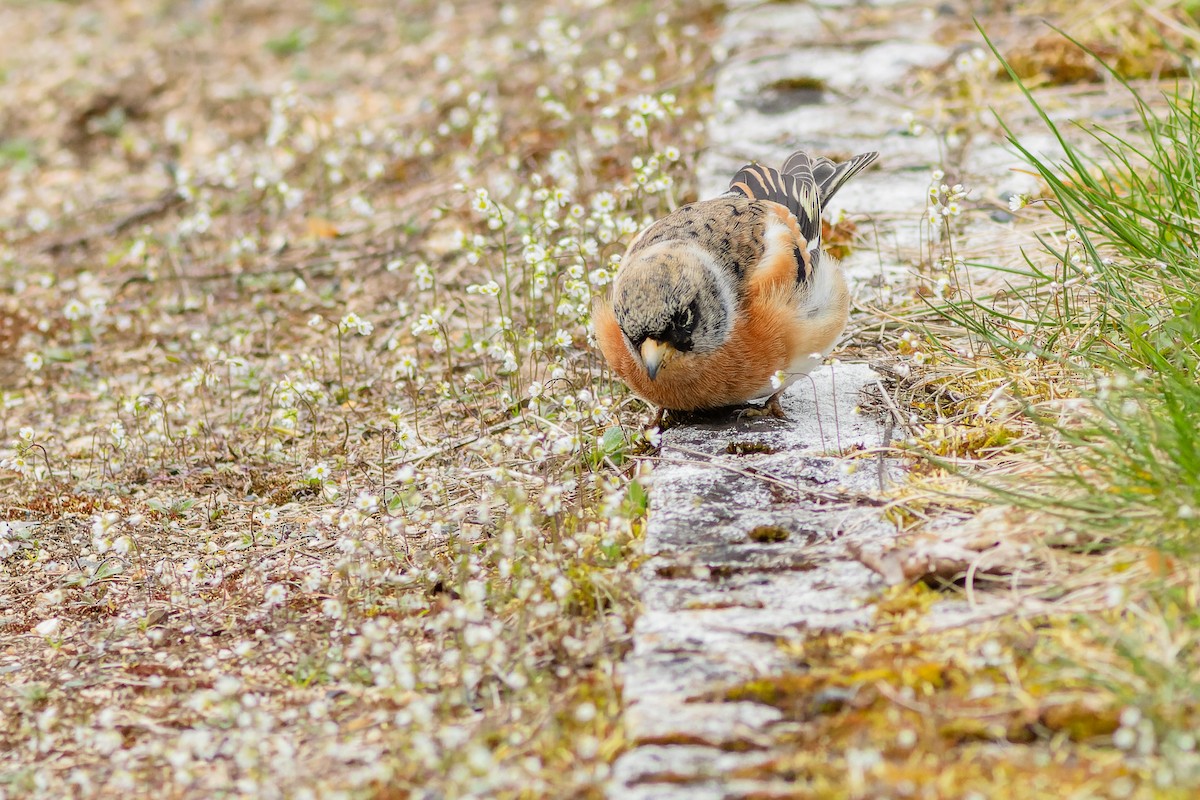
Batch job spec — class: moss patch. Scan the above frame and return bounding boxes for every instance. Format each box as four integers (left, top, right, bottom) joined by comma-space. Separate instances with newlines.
746, 524, 791, 543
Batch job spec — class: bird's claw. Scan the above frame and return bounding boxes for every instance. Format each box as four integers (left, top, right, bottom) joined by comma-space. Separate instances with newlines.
736, 393, 788, 421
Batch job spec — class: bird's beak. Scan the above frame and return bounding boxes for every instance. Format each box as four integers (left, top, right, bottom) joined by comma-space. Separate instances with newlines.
640, 339, 674, 380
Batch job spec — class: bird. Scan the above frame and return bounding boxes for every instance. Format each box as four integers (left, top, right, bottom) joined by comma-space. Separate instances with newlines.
594, 148, 878, 425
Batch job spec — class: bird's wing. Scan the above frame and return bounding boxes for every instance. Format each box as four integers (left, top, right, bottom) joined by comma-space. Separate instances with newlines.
728, 160, 822, 255
731, 150, 879, 267
727, 158, 826, 293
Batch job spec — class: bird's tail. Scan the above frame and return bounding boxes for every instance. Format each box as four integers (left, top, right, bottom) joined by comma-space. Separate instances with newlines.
781, 150, 878, 206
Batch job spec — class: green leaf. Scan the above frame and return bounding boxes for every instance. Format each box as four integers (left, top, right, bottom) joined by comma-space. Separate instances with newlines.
597, 426, 627, 465
91, 559, 124, 583
624, 479, 648, 518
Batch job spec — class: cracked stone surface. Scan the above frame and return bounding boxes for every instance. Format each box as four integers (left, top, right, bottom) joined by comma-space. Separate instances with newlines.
606, 1, 1001, 797
610, 365, 895, 798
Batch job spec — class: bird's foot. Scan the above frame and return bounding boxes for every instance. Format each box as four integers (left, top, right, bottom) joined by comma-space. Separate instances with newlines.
736, 392, 788, 421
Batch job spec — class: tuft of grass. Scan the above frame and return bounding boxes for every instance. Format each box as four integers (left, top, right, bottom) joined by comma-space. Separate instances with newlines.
929, 27, 1200, 552
265, 27, 313, 57
868, 21, 1200, 796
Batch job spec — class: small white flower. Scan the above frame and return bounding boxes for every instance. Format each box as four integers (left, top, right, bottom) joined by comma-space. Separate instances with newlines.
574, 702, 597, 723
769, 370, 788, 390
355, 491, 379, 514
35, 617, 62, 638
24, 352, 43, 372
307, 462, 331, 482
263, 584, 287, 607
479, 280, 501, 296
63, 299, 87, 321
339, 312, 373, 336
26, 208, 51, 232
282, 186, 304, 209
1119, 707, 1142, 728
396, 353, 419, 380
592, 192, 616, 214
633, 94, 659, 116
92, 511, 121, 537
472, 188, 490, 214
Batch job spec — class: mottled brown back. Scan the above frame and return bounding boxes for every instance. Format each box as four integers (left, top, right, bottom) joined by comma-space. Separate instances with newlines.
625, 196, 767, 295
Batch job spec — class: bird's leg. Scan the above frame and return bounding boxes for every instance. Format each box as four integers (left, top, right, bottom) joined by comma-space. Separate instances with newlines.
651, 407, 667, 430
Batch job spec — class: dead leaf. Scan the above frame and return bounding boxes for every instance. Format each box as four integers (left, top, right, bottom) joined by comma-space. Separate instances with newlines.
1005, 35, 1113, 85
1143, 548, 1177, 577
145, 607, 170, 627
851, 507, 1036, 585
1040, 700, 1121, 741
306, 218, 342, 239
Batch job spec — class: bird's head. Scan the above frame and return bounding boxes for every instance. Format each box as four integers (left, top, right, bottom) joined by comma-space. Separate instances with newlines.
611, 242, 733, 380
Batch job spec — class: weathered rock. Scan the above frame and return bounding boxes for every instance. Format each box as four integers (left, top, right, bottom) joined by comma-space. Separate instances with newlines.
608, 1, 946, 795
611, 367, 895, 796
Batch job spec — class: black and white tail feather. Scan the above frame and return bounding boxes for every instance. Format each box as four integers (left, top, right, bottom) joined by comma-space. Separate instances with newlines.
728, 149, 878, 273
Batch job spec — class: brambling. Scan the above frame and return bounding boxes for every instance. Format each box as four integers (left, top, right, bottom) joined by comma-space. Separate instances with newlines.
595, 148, 878, 422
